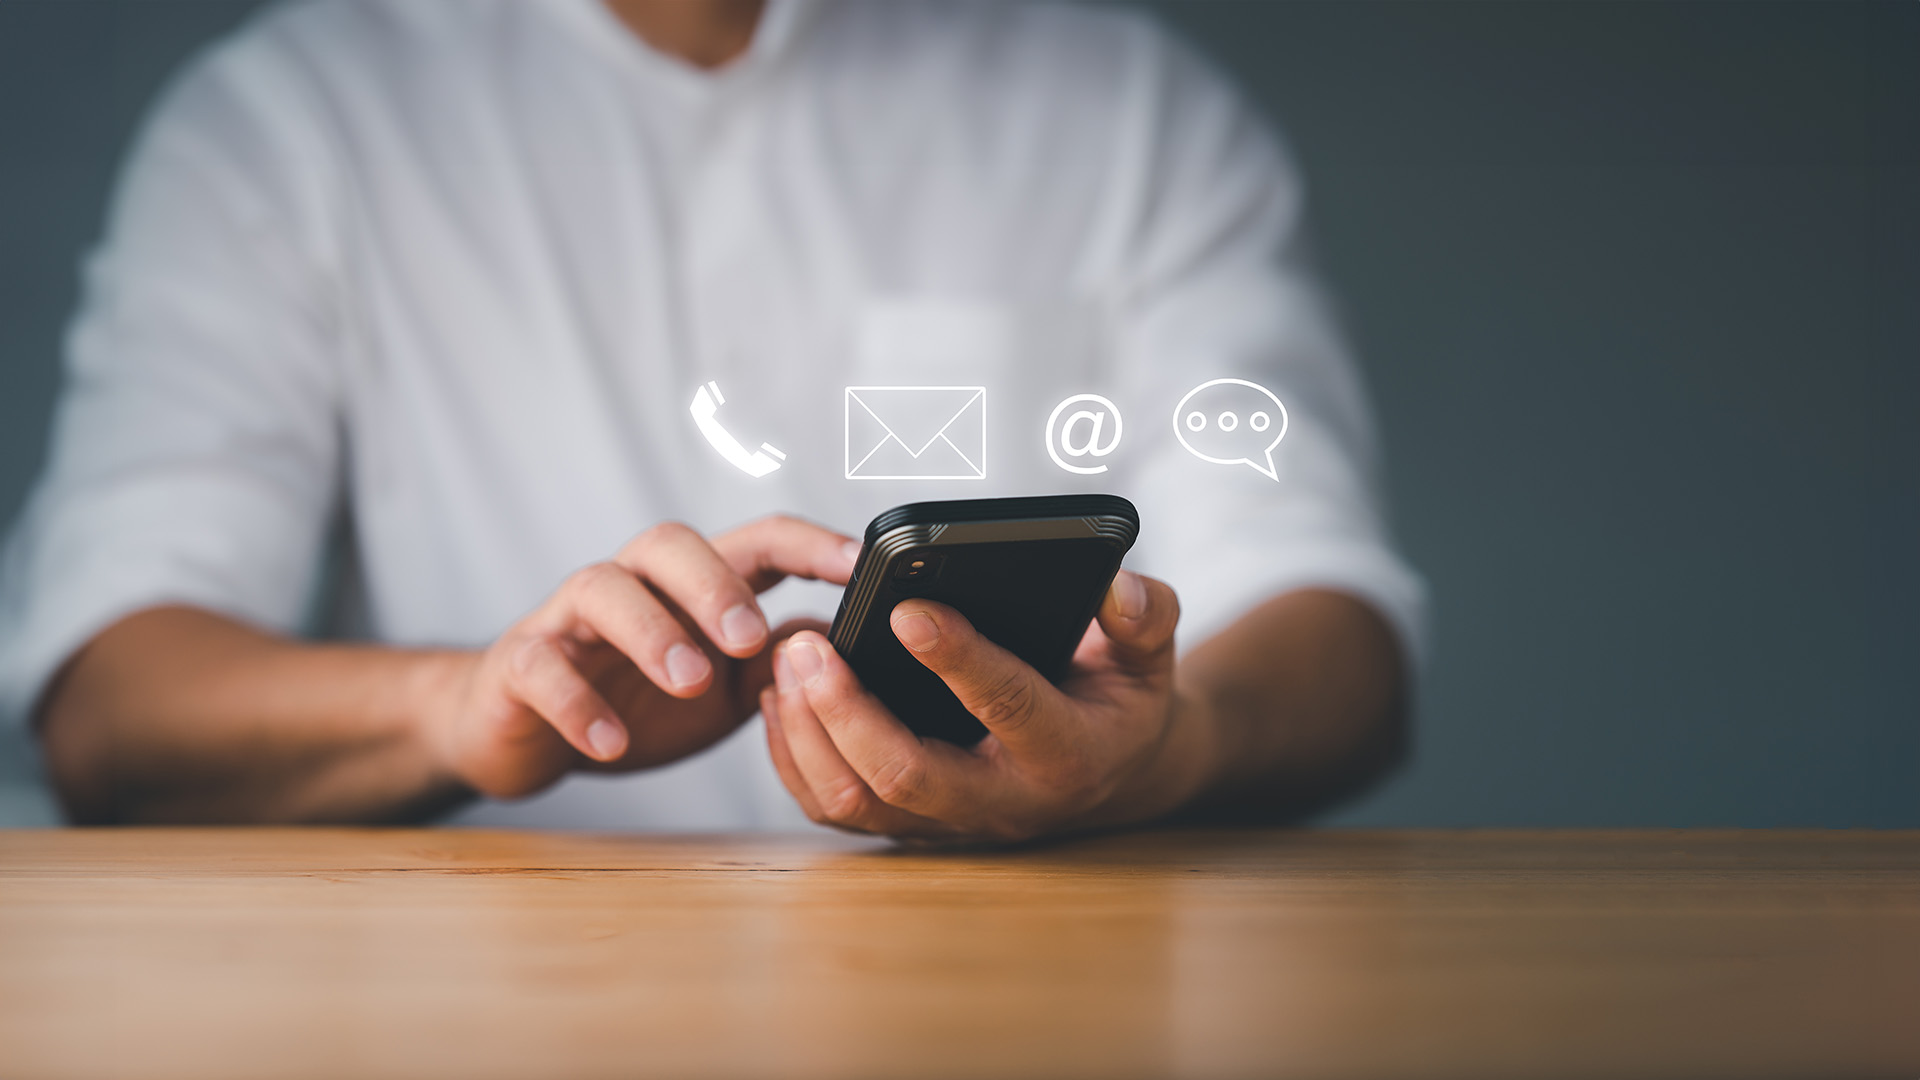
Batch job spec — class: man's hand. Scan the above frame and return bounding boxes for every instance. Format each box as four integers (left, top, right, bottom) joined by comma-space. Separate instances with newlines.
761, 569, 1214, 843
40, 514, 862, 823
431, 515, 858, 799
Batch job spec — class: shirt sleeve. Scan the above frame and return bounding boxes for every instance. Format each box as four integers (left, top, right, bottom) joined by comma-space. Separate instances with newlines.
0, 22, 344, 732
1103, 22, 1428, 667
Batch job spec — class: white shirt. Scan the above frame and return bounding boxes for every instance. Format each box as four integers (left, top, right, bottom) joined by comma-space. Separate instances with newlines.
0, 0, 1425, 827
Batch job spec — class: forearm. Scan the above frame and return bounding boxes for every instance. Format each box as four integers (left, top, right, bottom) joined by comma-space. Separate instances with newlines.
1173, 588, 1409, 821
39, 606, 473, 824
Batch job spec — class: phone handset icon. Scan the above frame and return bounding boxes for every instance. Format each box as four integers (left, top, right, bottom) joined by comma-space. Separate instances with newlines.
690, 381, 787, 478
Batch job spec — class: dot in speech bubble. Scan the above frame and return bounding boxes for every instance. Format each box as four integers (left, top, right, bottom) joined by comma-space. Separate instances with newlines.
1171, 377, 1288, 481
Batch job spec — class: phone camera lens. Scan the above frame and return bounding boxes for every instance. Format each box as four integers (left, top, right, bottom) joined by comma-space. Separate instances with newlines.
894, 551, 941, 581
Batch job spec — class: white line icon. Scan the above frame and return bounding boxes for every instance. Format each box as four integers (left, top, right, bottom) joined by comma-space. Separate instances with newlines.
1045, 393, 1123, 475
690, 380, 785, 478
844, 386, 987, 480
1172, 377, 1289, 481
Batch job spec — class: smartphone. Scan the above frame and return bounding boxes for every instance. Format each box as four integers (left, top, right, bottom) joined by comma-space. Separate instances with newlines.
827, 494, 1140, 745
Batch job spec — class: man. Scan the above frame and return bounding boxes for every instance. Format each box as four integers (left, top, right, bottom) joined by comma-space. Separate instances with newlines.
0, 0, 1423, 838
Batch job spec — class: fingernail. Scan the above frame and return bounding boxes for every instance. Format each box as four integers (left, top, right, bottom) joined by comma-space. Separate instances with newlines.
892, 609, 940, 653
841, 540, 863, 567
787, 638, 825, 688
1113, 569, 1147, 619
665, 643, 711, 689
720, 603, 766, 650
586, 719, 627, 760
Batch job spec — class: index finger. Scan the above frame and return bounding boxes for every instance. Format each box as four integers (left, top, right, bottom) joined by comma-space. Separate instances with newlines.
777, 632, 998, 827
887, 599, 1077, 761
712, 515, 862, 592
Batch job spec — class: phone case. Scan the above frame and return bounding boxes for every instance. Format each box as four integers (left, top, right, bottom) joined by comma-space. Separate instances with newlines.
828, 495, 1139, 745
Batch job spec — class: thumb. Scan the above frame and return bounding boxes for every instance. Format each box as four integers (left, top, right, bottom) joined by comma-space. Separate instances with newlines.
1093, 569, 1180, 666
889, 599, 1071, 757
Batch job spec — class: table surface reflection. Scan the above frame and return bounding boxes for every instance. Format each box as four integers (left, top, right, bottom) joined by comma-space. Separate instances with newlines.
3, 827, 1917, 1079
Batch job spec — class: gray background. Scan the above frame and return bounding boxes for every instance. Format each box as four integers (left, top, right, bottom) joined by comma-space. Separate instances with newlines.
0, 1, 1913, 826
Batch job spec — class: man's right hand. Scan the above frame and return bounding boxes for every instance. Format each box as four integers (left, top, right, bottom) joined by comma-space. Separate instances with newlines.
426, 515, 859, 799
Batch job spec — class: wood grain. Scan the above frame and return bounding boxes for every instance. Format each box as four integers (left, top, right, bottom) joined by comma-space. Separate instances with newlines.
2, 829, 1916, 1079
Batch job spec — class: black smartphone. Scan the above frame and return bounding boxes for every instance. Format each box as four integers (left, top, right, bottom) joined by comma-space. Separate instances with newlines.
827, 494, 1140, 745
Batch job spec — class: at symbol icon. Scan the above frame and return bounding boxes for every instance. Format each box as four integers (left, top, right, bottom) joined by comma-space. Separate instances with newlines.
1045, 394, 1124, 475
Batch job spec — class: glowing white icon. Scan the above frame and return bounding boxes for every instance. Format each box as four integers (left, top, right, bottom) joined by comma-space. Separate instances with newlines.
1172, 378, 1289, 481
1044, 393, 1124, 475
845, 386, 987, 480
690, 381, 787, 478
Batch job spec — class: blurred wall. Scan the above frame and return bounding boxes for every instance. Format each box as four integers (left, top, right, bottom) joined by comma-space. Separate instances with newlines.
1, 1, 1913, 825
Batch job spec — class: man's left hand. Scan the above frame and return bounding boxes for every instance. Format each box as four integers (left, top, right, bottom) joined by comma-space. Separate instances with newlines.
762, 569, 1211, 843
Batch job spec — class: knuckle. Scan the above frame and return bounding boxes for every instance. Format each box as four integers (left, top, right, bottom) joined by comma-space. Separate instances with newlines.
970, 670, 1039, 732
653, 520, 699, 545
546, 679, 597, 722
566, 561, 621, 598
628, 521, 696, 560
866, 753, 928, 808
810, 689, 856, 732
822, 779, 875, 825
1053, 756, 1106, 809
506, 634, 553, 681
1046, 739, 1098, 785
705, 575, 753, 611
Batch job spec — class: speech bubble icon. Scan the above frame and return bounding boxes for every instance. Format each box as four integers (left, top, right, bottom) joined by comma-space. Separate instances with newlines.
1171, 377, 1289, 481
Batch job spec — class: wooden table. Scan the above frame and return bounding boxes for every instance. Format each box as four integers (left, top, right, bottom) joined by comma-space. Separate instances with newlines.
2, 829, 1916, 1079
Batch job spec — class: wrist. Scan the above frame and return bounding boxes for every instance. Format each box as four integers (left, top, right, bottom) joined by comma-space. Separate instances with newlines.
398, 649, 481, 798
1147, 685, 1225, 820
1083, 685, 1221, 832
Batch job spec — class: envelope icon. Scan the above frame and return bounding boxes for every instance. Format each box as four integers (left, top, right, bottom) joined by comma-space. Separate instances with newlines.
845, 386, 987, 480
